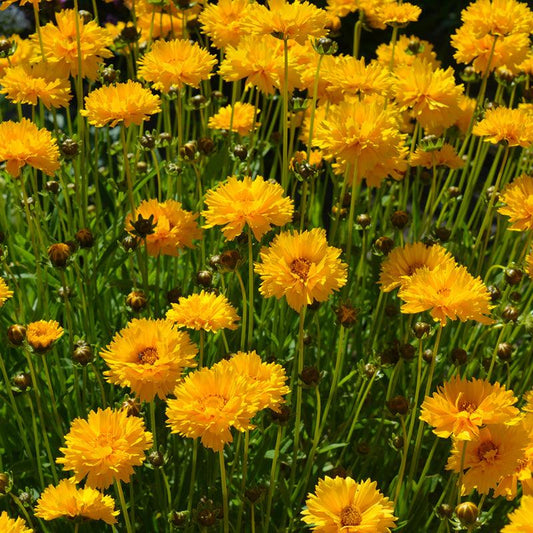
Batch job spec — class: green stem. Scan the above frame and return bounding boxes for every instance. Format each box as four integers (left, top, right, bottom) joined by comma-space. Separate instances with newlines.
219, 450, 230, 533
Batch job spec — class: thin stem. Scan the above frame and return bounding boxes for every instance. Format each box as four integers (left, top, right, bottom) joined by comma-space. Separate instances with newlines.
219, 450, 230, 533
115, 480, 133, 533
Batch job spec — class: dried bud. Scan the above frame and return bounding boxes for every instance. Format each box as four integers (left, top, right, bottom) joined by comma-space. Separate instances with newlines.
487, 285, 501, 302
180, 141, 198, 161
300, 366, 320, 387
400, 343, 415, 361
391, 210, 409, 229
60, 138, 80, 158
455, 502, 478, 527
356, 213, 371, 228
166, 287, 182, 304
335, 303, 358, 327
270, 404, 290, 425
198, 137, 215, 155
120, 24, 141, 42
505, 268, 523, 286
497, 342, 513, 361
101, 66, 118, 84
126, 290, 147, 312
413, 321, 430, 339
159, 132, 172, 143
12, 372, 31, 391
451, 347, 467, 366
0, 473, 9, 494
46, 180, 60, 194
170, 511, 187, 527
75, 228, 94, 248
375, 236, 394, 255
219, 249, 242, 272
73, 340, 93, 365
244, 486, 265, 504
448, 186, 461, 198
502, 305, 519, 322
7, 324, 26, 346
437, 503, 453, 519
48, 243, 71, 268
233, 144, 247, 161
392, 435, 404, 449
435, 226, 451, 242
196, 270, 213, 287
363, 363, 377, 378
130, 213, 157, 238
122, 397, 141, 417
149, 450, 165, 467
197, 509, 217, 527
387, 395, 409, 415
122, 235, 139, 251
190, 94, 206, 108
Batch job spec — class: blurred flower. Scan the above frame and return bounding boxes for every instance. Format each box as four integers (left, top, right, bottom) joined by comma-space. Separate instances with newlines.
1, 0, 51, 9
410, 144, 465, 169
0, 511, 32, 533
26, 320, 64, 353
375, 1, 421, 27
502, 495, 533, 532
455, 95, 477, 134
199, 0, 251, 48
376, 34, 440, 69
0, 277, 13, 307
473, 108, 533, 147
498, 175, 533, 231
208, 102, 260, 136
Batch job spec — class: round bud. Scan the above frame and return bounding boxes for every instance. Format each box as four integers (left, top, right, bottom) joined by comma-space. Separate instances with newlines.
211, 90, 224, 101
392, 435, 404, 449
245, 486, 265, 504
451, 347, 467, 366
72, 341, 93, 366
386, 395, 409, 416
413, 321, 430, 339
170, 511, 187, 526
198, 137, 215, 155
497, 342, 513, 361
190, 94, 206, 108
0, 473, 9, 494
505, 268, 523, 286
78, 10, 92, 23
60, 138, 80, 158
12, 372, 31, 391
356, 214, 371, 228
233, 144, 247, 161
448, 186, 461, 198
391, 210, 409, 229
75, 228, 94, 248
48, 243, 71, 268
126, 290, 147, 312
101, 66, 118, 84
406, 37, 422, 54
0, 38, 12, 55
159, 132, 172, 143
437, 503, 453, 519
218, 249, 242, 272
149, 450, 165, 467
300, 366, 320, 387
335, 303, 358, 327
375, 236, 394, 255
122, 397, 141, 417
422, 349, 433, 363
120, 24, 140, 42
435, 226, 451, 242
196, 270, 213, 287
7, 324, 26, 346
303, 333, 312, 346
364, 363, 377, 378
488, 285, 501, 302
502, 305, 519, 323
329, 466, 348, 478
180, 141, 197, 161
400, 343, 415, 361
455, 502, 478, 527
166, 287, 182, 304
197, 509, 217, 527
270, 404, 290, 425
46, 180, 60, 194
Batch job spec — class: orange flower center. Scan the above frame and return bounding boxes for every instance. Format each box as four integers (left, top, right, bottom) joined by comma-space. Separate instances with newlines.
138, 347, 159, 365
516, 458, 529, 473
477, 440, 499, 464
406, 262, 424, 275
458, 400, 477, 414
290, 258, 311, 280
437, 287, 451, 297
340, 505, 362, 527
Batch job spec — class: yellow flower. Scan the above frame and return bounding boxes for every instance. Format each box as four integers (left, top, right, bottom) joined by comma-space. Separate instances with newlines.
473, 108, 533, 147
409, 144, 465, 169
0, 35, 35, 77
35, 479, 118, 524
498, 175, 533, 231
166, 290, 240, 332
0, 118, 60, 178
446, 423, 528, 495
1, 0, 51, 8
302, 476, 397, 532
376, 34, 440, 70
136, 12, 187, 41
420, 376, 520, 440
527, 252, 533, 280
519, 52, 533, 75
26, 320, 64, 353
208, 102, 260, 136
125, 199, 202, 256
455, 95, 477, 134
138, 39, 216, 92
398, 262, 494, 326
202, 175, 294, 241
375, 1, 421, 27
0, 511, 32, 533
100, 319, 198, 402
255, 228, 347, 312
379, 242, 455, 292
296, 52, 343, 104
57, 407, 153, 489
0, 277, 14, 307
34, 9, 112, 80
502, 495, 533, 533
325, 0, 358, 18
81, 81, 161, 128
166, 363, 260, 451
199, 0, 252, 48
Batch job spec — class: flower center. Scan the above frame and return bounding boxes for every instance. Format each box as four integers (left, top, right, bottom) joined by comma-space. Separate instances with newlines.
203, 395, 227, 415
137, 347, 158, 365
290, 258, 311, 281
458, 400, 477, 414
406, 262, 424, 275
437, 287, 451, 297
477, 440, 499, 464
340, 505, 362, 527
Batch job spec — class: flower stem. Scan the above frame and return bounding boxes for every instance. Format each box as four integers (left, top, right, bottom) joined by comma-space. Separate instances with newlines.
115, 480, 133, 533
219, 450, 230, 533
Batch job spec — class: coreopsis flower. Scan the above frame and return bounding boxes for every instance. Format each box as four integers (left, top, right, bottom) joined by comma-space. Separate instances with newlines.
302, 476, 397, 532
166, 290, 240, 332
136, 12, 187, 41
0, 118, 60, 178
379, 242, 455, 292
455, 95, 477, 134
325, 0, 358, 18
1, 0, 51, 8
137, 39, 216, 92
0, 277, 13, 307
255, 228, 347, 312
473, 108, 533, 147
502, 495, 533, 533
125, 199, 202, 256
376, 35, 440, 70
100, 319, 198, 402
57, 407, 153, 489
420, 376, 520, 440
0, 36, 35, 77
199, 0, 251, 48
26, 320, 64, 353
0, 512, 32, 533
398, 262, 494, 325
0, 63, 71, 109
446, 423, 528, 495
34, 9, 113, 80
202, 175, 294, 240
35, 479, 118, 524
166, 363, 260, 451
208, 102, 259, 136
409, 144, 465, 169
375, 1, 421, 27
296, 52, 343, 103
519, 52, 533, 75
81, 81, 161, 128
498, 175, 533, 231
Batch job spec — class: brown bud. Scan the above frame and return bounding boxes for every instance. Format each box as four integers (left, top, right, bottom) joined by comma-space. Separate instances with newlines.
78, 9, 92, 23
190, 94, 206, 108
391, 210, 409, 229
120, 24, 140, 42
7, 324, 26, 346
356, 213, 371, 228
270, 404, 290, 425
455, 502, 478, 527
170, 511, 187, 526
245, 486, 265, 504
335, 303, 358, 327
386, 395, 409, 415
413, 321, 430, 339
159, 132, 172, 143
137, 161, 148, 173
392, 435, 404, 449
197, 509, 217, 527
140, 133, 156, 149
502, 305, 519, 322
219, 249, 242, 272
0, 38, 11, 55
505, 268, 523, 286
448, 186, 461, 198
435, 226, 451, 242
122, 235, 139, 251
180, 141, 198, 160
198, 137, 215, 155
72, 340, 93, 365
497, 342, 513, 361
211, 90, 224, 101
487, 285, 501, 302
233, 144, 247, 161
329, 466, 348, 478
0, 473, 9, 494
75, 228, 94, 248
375, 236, 394, 255
48, 243, 72, 268
300, 366, 320, 386
149, 450, 165, 467
422, 349, 433, 363
60, 138, 80, 158
303, 333, 312, 346
101, 66, 118, 84
122, 397, 141, 417
451, 347, 467, 366
166, 287, 182, 304
126, 290, 147, 312
12, 372, 31, 391
196, 270, 213, 287
46, 180, 60, 194
400, 343, 415, 361
364, 363, 377, 378
437, 503, 453, 519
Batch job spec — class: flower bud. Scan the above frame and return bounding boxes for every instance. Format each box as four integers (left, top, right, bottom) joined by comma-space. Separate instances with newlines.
437, 503, 453, 519
497, 342, 513, 361
270, 404, 291, 425
196, 270, 213, 287
505, 268, 523, 286
391, 210, 409, 229
375, 236, 394, 255
78, 10, 92, 23
0, 38, 12, 56
455, 502, 478, 527
364, 363, 377, 378
487, 285, 501, 302
48, 243, 71, 268
245, 486, 265, 504
335, 303, 358, 327
170, 511, 187, 527
190, 94, 206, 108
75, 228, 94, 248
300, 366, 320, 387
122, 397, 141, 417
435, 226, 451, 242
448, 186, 461, 198
166, 287, 182, 304
60, 138, 80, 158
180, 141, 198, 161
392, 435, 404, 449
451, 347, 467, 366
218, 249, 242, 272
0, 473, 9, 494
233, 144, 247, 161
126, 290, 147, 312
329, 466, 348, 478
356, 213, 371, 228
149, 450, 165, 467
198, 137, 215, 155
413, 321, 430, 339
313, 36, 338, 55
197, 509, 217, 527
120, 24, 141, 42
400, 343, 415, 361
73, 340, 93, 365
122, 235, 139, 251
12, 372, 31, 391
101, 66, 119, 84
46, 180, 60, 194
502, 305, 519, 322
7, 324, 26, 346
423, 349, 433, 363
386, 395, 409, 415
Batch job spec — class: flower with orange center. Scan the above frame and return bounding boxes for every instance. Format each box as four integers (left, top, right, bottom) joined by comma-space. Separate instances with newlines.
199, 0, 252, 48
502, 495, 533, 533
410, 144, 465, 169
0, 277, 13, 307
208, 102, 260, 137
473, 108, 533, 147
0, 511, 32, 533
57, 407, 153, 489
26, 320, 64, 353
498, 175, 533, 231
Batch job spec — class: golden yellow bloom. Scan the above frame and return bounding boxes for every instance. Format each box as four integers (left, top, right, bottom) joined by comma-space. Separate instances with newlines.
1, 0, 51, 9
325, 0, 358, 18
498, 175, 533, 231
474, 107, 533, 147
0, 512, 32, 533
0, 36, 35, 77
199, 0, 252, 48
398, 262, 494, 326
502, 495, 533, 533
57, 407, 153, 489
446, 424, 528, 495
166, 290, 240, 332
138, 39, 216, 92
35, 479, 118, 524
376, 35, 440, 70
255, 228, 347, 312
35, 9, 112, 80
208, 102, 259, 136
455, 95, 477, 134
166, 363, 260, 451
295, 52, 343, 103
379, 242, 455, 292
100, 319, 197, 402
302, 476, 397, 532
375, 1, 421, 27
0, 118, 60, 178
202, 175, 294, 241
26, 320, 64, 353
125, 199, 202, 256
136, 12, 187, 41
410, 144, 465, 169
420, 376, 520, 440
0, 277, 14, 307
519, 52, 533, 75
81, 81, 161, 128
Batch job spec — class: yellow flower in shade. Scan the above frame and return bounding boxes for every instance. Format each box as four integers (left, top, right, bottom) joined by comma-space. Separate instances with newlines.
35, 479, 118, 524
502, 495, 533, 533
166, 290, 240, 332
473, 108, 533, 147
302, 476, 397, 532
498, 175, 533, 231
376, 35, 440, 70
34, 9, 112, 80
0, 118, 60, 178
137, 39, 216, 92
215, 351, 290, 412
100, 319, 198, 402
410, 144, 465, 169
375, 1, 421, 27
57, 408, 153, 489
166, 363, 260, 451
446, 423, 528, 495
136, 12, 188, 41
0, 277, 14, 307
26, 320, 64, 353
0, 512, 32, 533
202, 175, 294, 241
199, 0, 252, 48
125, 199, 202, 256
208, 102, 260, 136
379, 242, 455, 292
0, 36, 35, 77
0, 63, 71, 109
455, 95, 477, 135
398, 262, 494, 326
420, 376, 520, 440
81, 81, 161, 128
255, 228, 347, 312
393, 60, 463, 133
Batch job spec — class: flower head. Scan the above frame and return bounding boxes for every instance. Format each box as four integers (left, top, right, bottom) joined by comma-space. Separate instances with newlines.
410, 144, 465, 169
376, 34, 440, 70
0, 277, 14, 307
502, 495, 533, 532
0, 36, 35, 77
199, 0, 252, 48
375, 1, 421, 27
26, 320, 64, 353
473, 107, 533, 147
208, 102, 260, 136
0, 512, 32, 533
498, 175, 533, 231
57, 407, 153, 489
